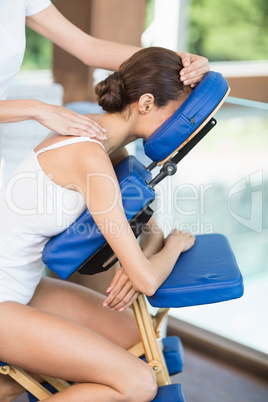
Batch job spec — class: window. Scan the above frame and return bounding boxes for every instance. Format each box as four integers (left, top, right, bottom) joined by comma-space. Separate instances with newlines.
141, 0, 268, 354
166, 99, 268, 354
22, 26, 52, 70
189, 0, 268, 61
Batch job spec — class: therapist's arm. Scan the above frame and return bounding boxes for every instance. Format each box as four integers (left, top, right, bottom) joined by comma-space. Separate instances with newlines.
26, 4, 209, 86
26, 4, 139, 71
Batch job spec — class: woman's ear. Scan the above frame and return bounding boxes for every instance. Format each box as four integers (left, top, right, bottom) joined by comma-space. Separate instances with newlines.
138, 93, 155, 114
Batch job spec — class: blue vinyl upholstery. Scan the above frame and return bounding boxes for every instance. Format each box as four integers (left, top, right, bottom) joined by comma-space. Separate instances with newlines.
147, 234, 244, 308
152, 383, 185, 402
141, 336, 184, 375
162, 336, 184, 375
42, 156, 155, 279
144, 71, 228, 162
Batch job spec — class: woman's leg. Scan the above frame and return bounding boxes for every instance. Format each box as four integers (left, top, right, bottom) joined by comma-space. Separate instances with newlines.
0, 299, 157, 401
28, 276, 140, 349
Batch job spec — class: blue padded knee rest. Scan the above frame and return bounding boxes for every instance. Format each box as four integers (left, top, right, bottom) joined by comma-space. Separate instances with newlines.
141, 336, 184, 375
152, 383, 185, 402
144, 71, 229, 162
162, 336, 184, 375
147, 233, 244, 308
43, 156, 155, 279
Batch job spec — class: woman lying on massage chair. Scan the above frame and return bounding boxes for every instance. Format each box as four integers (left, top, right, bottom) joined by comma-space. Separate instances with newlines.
0, 47, 195, 401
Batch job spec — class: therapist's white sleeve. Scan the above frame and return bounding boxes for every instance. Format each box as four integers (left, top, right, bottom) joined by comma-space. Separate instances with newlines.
25, 0, 51, 17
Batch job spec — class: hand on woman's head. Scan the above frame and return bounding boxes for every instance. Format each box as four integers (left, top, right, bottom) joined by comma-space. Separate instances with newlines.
179, 51, 210, 87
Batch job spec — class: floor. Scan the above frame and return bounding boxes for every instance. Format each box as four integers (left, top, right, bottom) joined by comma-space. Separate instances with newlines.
173, 346, 268, 402
13, 344, 268, 402
14, 394, 28, 402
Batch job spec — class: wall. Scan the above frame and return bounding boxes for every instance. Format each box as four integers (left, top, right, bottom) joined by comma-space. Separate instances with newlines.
53, 0, 146, 103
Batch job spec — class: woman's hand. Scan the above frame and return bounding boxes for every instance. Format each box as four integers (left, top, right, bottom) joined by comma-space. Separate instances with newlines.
179, 52, 210, 87
103, 266, 140, 312
34, 101, 107, 140
103, 229, 195, 312
164, 229, 196, 252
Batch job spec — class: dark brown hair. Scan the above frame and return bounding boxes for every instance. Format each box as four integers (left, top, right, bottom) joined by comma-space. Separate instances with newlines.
95, 47, 186, 113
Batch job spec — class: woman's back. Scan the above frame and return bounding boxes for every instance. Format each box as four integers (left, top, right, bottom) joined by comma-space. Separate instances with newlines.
0, 136, 104, 304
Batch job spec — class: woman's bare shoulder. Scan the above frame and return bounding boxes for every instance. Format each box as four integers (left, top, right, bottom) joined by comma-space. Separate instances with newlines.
70, 140, 114, 185
35, 136, 110, 191
73, 140, 109, 166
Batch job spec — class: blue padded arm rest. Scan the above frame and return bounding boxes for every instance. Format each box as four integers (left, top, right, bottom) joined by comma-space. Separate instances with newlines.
144, 71, 229, 162
147, 234, 244, 308
42, 156, 155, 279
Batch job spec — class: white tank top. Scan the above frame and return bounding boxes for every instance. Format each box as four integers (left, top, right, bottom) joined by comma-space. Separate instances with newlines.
0, 137, 105, 304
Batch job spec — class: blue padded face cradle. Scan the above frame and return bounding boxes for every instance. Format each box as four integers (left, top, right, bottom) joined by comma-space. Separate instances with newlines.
144, 71, 229, 162
42, 156, 155, 279
147, 234, 244, 308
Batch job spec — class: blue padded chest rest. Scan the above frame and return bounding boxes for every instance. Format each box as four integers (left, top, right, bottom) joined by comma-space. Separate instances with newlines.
144, 71, 229, 162
43, 156, 155, 279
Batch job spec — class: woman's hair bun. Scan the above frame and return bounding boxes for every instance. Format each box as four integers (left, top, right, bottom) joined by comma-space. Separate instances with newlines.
95, 71, 126, 113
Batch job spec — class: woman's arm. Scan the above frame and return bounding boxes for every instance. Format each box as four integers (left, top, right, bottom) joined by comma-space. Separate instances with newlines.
103, 217, 165, 311
103, 218, 195, 312
0, 99, 106, 139
139, 217, 165, 258
26, 4, 209, 86
73, 144, 195, 296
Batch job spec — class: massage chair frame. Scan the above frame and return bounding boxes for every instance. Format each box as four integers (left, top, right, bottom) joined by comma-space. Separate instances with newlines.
0, 75, 232, 400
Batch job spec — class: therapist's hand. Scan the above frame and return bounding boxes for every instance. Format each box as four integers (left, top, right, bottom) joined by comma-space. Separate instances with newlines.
179, 52, 210, 87
103, 266, 140, 312
34, 101, 107, 140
